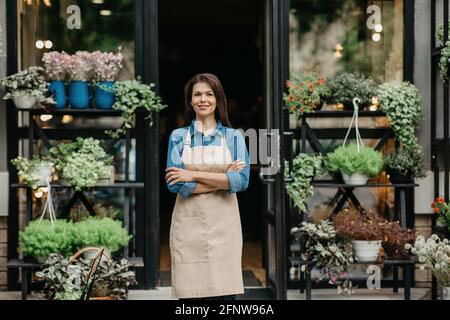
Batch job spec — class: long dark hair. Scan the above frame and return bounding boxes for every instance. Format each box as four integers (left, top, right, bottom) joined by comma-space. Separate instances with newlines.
184, 73, 231, 127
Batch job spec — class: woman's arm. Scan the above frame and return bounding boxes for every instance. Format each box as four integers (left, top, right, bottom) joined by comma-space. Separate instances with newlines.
191, 182, 221, 194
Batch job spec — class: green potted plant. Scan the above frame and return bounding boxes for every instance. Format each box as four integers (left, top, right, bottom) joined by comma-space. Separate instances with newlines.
333, 209, 384, 262
291, 220, 355, 295
284, 68, 329, 118
325, 144, 384, 185
73, 217, 132, 259
325, 72, 377, 110
0, 66, 55, 109
285, 153, 323, 212
384, 146, 425, 183
377, 81, 423, 150
11, 156, 54, 189
106, 78, 167, 139
437, 21, 450, 81
49, 137, 114, 191
19, 220, 76, 262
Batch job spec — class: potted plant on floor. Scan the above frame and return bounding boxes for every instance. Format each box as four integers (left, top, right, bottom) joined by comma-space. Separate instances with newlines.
406, 235, 450, 300
284, 68, 329, 118
325, 144, 383, 185
36, 252, 137, 300
285, 153, 323, 212
384, 146, 425, 184
106, 78, 167, 139
0, 66, 55, 109
11, 156, 55, 189
73, 217, 132, 260
19, 220, 76, 263
325, 72, 377, 110
333, 209, 384, 263
291, 220, 355, 295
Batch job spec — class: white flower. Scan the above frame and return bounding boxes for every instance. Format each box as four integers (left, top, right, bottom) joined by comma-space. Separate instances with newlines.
435, 264, 441, 270
419, 256, 426, 263
404, 244, 412, 250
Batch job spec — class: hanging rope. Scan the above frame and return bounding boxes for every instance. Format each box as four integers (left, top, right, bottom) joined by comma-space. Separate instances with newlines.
39, 177, 56, 225
342, 97, 364, 152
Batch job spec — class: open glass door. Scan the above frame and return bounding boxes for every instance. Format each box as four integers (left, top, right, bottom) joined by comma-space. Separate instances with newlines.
261, 0, 289, 300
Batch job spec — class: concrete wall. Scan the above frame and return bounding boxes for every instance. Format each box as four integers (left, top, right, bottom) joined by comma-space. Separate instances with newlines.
0, 0, 8, 290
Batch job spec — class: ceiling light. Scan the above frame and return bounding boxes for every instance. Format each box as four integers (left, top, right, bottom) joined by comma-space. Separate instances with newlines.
100, 10, 112, 16
372, 33, 381, 42
35, 40, 45, 49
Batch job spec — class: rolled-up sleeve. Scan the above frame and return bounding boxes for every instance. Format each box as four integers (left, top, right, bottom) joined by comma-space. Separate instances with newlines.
225, 129, 250, 193
166, 130, 197, 198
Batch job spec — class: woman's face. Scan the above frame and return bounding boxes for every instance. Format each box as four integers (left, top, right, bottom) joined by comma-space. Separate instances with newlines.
191, 82, 217, 119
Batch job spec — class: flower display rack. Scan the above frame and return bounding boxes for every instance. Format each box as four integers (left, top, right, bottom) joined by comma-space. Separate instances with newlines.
7, 106, 150, 300
286, 110, 417, 299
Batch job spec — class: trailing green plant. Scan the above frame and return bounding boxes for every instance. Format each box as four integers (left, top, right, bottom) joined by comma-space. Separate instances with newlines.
377, 82, 423, 149
291, 220, 355, 296
36, 253, 137, 300
11, 156, 54, 189
285, 153, 323, 212
49, 138, 114, 191
106, 78, 167, 139
325, 72, 376, 109
73, 217, 132, 254
325, 144, 383, 177
0, 66, 55, 106
284, 68, 329, 118
19, 220, 76, 259
384, 146, 425, 178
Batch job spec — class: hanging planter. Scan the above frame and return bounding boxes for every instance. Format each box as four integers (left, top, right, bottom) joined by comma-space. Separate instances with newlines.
325, 98, 384, 185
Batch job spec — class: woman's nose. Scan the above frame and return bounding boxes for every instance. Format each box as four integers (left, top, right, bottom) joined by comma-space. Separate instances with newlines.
200, 94, 207, 102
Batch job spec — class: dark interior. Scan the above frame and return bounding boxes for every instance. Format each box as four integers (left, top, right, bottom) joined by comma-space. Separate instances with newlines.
158, 0, 265, 274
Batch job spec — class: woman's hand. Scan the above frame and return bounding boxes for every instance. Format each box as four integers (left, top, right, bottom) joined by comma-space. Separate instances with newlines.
165, 167, 197, 185
227, 160, 246, 173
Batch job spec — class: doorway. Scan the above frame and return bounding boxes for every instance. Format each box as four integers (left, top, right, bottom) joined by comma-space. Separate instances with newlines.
158, 0, 266, 288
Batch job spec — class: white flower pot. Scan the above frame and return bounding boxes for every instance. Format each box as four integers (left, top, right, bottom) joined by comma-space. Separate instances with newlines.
97, 166, 115, 185
443, 287, 450, 300
36, 165, 53, 186
13, 95, 37, 109
351, 240, 382, 263
342, 173, 369, 185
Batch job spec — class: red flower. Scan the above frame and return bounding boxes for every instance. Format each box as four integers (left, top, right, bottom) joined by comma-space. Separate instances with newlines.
433, 207, 440, 214
436, 197, 445, 204
286, 80, 293, 88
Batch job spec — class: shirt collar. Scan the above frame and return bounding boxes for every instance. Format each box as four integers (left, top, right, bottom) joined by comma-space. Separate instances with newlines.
189, 119, 224, 137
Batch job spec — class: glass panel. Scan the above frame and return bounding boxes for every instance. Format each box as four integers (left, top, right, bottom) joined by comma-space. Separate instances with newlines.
289, 0, 403, 82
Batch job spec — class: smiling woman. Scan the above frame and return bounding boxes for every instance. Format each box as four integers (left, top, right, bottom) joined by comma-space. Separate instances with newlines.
166, 73, 250, 300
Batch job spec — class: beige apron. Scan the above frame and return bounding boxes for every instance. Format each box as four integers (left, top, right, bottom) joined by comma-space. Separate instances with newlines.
169, 130, 244, 299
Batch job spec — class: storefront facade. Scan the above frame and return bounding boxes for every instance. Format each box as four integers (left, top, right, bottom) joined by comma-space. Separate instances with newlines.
0, 0, 444, 300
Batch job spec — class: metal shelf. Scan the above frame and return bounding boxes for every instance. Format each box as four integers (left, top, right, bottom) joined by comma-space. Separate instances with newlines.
15, 107, 148, 116
311, 181, 418, 188
301, 110, 386, 118
11, 182, 144, 189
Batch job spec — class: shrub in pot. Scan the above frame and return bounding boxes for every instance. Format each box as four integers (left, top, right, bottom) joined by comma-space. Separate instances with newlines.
11, 156, 54, 189
19, 220, 75, 262
0, 66, 55, 109
325, 72, 376, 110
284, 68, 330, 118
36, 253, 137, 300
325, 144, 383, 185
49, 137, 114, 190
384, 146, 425, 184
73, 217, 132, 258
381, 221, 416, 260
333, 209, 384, 262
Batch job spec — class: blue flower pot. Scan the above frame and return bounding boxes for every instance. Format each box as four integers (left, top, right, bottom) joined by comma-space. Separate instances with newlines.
49, 80, 67, 109
69, 81, 92, 109
95, 81, 116, 109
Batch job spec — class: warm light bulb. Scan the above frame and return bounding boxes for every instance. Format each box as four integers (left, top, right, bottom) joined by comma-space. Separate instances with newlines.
375, 24, 383, 33
372, 33, 381, 42
92, 0, 104, 3
44, 40, 53, 49
34, 190, 43, 198
62, 115, 73, 124
35, 40, 45, 49
100, 10, 112, 16
40, 114, 53, 122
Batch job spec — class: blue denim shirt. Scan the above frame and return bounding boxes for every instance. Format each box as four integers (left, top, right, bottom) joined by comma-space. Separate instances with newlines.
166, 120, 250, 198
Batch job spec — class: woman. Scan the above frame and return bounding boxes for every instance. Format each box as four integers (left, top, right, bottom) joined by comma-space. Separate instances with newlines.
165, 73, 250, 300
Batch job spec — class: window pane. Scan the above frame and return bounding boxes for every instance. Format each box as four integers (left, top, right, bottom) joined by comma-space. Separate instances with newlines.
19, 0, 135, 79
289, 0, 403, 82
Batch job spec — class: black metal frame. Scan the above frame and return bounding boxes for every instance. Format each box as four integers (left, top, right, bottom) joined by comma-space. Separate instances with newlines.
5, 0, 159, 291
430, 0, 450, 300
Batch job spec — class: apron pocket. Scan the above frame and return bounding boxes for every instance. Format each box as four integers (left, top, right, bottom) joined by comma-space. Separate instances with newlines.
171, 216, 209, 264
